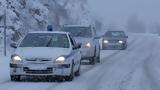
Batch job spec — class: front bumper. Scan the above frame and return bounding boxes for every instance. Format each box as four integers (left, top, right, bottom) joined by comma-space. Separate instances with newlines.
102, 43, 125, 49
10, 63, 71, 76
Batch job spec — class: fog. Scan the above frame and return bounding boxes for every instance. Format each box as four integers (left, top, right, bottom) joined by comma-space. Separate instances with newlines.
88, 0, 160, 33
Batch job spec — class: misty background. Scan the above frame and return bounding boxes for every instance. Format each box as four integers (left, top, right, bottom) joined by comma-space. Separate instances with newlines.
88, 0, 160, 34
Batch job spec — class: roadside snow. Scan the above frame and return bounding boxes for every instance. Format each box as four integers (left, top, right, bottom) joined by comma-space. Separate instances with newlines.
0, 56, 10, 83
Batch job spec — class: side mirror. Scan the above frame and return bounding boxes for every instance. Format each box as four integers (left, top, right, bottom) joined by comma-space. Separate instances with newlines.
73, 43, 81, 50
77, 43, 82, 48
10, 43, 17, 48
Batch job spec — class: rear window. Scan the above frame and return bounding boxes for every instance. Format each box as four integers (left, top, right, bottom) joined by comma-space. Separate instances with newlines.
62, 27, 92, 37
105, 31, 125, 37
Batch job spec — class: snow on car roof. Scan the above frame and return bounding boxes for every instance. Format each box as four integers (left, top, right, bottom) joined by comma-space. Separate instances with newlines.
28, 31, 69, 34
63, 24, 91, 27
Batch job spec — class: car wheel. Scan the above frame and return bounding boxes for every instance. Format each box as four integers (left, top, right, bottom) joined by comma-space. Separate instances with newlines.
10, 75, 21, 81
96, 54, 100, 63
65, 63, 74, 81
122, 44, 127, 50
89, 48, 96, 65
75, 64, 80, 76
96, 48, 100, 63
56, 76, 64, 82
46, 76, 55, 82
89, 56, 96, 65
90, 57, 96, 65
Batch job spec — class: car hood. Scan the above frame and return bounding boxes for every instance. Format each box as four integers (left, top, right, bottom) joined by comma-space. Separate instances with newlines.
14, 47, 71, 59
74, 37, 93, 44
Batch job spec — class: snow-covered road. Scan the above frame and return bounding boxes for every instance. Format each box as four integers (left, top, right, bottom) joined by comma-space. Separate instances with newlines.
0, 34, 160, 90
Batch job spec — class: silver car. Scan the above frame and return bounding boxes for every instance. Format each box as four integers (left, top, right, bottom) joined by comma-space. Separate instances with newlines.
102, 31, 128, 50
10, 31, 81, 81
61, 25, 100, 65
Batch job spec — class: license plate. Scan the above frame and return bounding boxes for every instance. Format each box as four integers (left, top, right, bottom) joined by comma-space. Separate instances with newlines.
28, 65, 47, 70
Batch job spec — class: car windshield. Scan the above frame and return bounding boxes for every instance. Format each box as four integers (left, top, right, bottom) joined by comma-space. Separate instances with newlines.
105, 31, 125, 37
19, 33, 69, 48
62, 27, 92, 37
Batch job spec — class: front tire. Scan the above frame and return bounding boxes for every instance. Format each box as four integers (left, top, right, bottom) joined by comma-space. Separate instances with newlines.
75, 64, 80, 76
10, 75, 21, 81
122, 44, 127, 50
65, 63, 74, 81
89, 56, 96, 65
96, 55, 100, 63
89, 48, 97, 65
96, 48, 100, 63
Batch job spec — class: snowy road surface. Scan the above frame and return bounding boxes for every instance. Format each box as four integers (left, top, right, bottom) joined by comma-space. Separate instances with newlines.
0, 33, 160, 90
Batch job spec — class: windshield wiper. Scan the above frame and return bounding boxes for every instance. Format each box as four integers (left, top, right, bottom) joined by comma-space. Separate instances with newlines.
46, 38, 53, 47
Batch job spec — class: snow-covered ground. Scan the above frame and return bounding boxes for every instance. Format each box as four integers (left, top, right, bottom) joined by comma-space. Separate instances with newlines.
0, 33, 160, 90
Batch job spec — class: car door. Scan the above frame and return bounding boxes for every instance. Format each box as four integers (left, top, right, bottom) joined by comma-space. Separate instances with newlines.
68, 35, 81, 71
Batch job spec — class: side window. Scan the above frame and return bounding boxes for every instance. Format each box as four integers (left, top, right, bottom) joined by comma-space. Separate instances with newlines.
69, 35, 76, 46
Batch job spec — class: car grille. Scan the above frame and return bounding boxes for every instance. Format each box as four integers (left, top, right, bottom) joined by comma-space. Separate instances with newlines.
24, 67, 53, 74
108, 40, 118, 43
26, 58, 51, 62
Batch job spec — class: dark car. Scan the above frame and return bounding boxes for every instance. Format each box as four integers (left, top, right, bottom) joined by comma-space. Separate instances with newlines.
102, 31, 128, 50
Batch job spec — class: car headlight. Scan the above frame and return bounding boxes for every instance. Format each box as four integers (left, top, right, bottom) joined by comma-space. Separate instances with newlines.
11, 55, 22, 63
118, 40, 123, 44
103, 40, 109, 43
85, 42, 91, 48
55, 56, 65, 63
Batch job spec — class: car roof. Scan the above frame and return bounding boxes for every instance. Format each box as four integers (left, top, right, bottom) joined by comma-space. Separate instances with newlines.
107, 30, 125, 32
28, 31, 69, 34
63, 25, 90, 28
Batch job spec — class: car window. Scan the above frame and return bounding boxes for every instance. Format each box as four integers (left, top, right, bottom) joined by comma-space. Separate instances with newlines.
105, 31, 125, 37
19, 33, 70, 48
62, 27, 92, 37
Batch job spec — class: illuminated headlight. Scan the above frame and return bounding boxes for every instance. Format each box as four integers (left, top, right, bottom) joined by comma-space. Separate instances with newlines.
103, 40, 109, 43
11, 55, 22, 63
118, 40, 123, 44
55, 56, 65, 63
85, 42, 91, 48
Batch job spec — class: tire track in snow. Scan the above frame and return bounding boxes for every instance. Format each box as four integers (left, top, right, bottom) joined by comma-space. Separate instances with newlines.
143, 40, 159, 90
86, 35, 151, 90
119, 56, 152, 90
118, 36, 159, 90
83, 35, 142, 90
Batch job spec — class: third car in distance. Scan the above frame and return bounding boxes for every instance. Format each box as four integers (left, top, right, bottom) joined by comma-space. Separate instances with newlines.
102, 31, 128, 50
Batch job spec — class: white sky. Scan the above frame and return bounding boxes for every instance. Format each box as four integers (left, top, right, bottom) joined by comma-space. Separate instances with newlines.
88, 0, 160, 29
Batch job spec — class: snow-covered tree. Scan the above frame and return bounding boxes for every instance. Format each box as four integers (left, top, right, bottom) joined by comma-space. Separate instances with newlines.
0, 0, 93, 42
